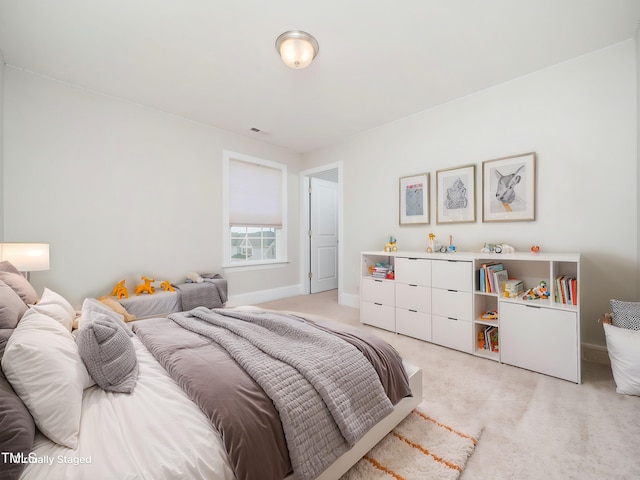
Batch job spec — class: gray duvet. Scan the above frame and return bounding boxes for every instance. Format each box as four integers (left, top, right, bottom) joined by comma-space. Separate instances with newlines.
133, 309, 411, 480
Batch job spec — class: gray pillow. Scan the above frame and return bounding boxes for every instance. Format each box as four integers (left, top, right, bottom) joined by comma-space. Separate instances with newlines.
0, 261, 38, 305
0, 329, 36, 479
0, 280, 28, 329
77, 314, 138, 393
610, 300, 640, 331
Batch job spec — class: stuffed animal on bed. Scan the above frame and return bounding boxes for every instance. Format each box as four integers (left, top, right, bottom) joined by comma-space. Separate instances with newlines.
186, 271, 204, 283
135, 276, 156, 295
110, 279, 129, 299
160, 280, 175, 292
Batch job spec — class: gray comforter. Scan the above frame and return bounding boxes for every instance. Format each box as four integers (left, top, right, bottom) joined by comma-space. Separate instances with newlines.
133, 309, 411, 480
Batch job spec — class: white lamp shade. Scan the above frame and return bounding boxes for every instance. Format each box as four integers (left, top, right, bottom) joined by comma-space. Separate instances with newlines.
0, 243, 50, 271
276, 31, 319, 69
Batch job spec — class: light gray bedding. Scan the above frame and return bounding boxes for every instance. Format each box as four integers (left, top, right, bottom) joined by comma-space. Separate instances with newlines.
169, 307, 394, 480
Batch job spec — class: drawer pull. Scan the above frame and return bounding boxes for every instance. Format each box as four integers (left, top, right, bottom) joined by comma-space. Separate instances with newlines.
447, 289, 458, 292
374, 302, 383, 306
409, 284, 418, 287
374, 280, 383, 283
525, 305, 542, 309
448, 317, 458, 321
408, 257, 419, 260
409, 309, 418, 313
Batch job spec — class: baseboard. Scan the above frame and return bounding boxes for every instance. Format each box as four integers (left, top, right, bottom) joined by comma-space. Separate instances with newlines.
582, 342, 610, 365
227, 284, 305, 307
340, 292, 359, 309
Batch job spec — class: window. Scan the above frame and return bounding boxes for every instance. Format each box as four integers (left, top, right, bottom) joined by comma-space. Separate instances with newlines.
223, 151, 287, 267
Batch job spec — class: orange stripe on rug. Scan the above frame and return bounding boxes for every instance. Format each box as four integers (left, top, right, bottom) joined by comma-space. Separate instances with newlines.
392, 431, 462, 472
414, 409, 478, 445
364, 455, 406, 480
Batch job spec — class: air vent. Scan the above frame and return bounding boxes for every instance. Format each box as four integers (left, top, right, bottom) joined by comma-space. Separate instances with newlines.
250, 127, 261, 133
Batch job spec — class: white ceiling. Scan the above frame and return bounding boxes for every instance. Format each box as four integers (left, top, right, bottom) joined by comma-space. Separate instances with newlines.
1, 1, 639, 153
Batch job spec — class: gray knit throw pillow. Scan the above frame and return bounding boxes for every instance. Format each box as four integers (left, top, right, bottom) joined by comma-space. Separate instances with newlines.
77, 314, 138, 393
610, 300, 640, 331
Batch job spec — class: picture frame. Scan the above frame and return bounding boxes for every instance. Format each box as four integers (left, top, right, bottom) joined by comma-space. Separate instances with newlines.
436, 164, 476, 224
399, 173, 430, 225
482, 152, 536, 222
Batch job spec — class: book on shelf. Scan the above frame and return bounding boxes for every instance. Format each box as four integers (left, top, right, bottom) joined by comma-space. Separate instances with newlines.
479, 262, 504, 293
503, 279, 523, 298
480, 325, 499, 352
555, 275, 577, 305
493, 270, 509, 295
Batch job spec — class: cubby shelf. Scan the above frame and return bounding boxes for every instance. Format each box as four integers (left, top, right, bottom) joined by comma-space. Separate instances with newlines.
360, 250, 581, 383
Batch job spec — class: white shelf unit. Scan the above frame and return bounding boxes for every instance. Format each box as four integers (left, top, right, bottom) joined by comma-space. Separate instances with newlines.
360, 251, 581, 383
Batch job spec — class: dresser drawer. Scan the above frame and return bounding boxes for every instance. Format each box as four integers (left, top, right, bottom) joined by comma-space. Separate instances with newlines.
432, 315, 473, 353
360, 301, 395, 332
395, 283, 431, 312
431, 259, 472, 291
431, 288, 472, 321
395, 257, 431, 286
396, 308, 431, 342
361, 278, 395, 305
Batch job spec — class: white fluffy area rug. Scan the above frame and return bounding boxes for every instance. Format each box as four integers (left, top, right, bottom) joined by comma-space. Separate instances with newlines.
341, 402, 482, 480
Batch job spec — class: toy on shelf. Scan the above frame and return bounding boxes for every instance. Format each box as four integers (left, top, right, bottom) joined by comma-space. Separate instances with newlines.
447, 234, 456, 253
383, 236, 398, 252
135, 276, 156, 296
160, 280, 175, 292
110, 279, 129, 299
522, 280, 549, 300
480, 242, 515, 254
426, 233, 444, 253
477, 330, 485, 350
481, 310, 498, 320
530, 245, 540, 253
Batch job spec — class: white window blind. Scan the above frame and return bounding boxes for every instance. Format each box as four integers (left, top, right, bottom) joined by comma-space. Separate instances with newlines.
228, 159, 283, 227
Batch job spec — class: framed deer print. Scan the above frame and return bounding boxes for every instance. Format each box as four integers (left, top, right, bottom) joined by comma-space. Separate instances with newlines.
399, 173, 429, 224
482, 152, 536, 222
436, 164, 476, 224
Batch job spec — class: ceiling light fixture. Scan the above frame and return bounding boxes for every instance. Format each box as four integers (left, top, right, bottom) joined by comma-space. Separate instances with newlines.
275, 30, 319, 69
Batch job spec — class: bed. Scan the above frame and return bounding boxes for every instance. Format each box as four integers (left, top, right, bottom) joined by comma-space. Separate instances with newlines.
0, 262, 422, 480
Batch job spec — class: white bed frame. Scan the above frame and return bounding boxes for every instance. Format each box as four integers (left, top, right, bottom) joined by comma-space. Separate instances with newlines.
286, 362, 422, 480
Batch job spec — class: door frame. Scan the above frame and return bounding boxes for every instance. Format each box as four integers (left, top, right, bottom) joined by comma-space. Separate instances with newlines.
299, 161, 344, 303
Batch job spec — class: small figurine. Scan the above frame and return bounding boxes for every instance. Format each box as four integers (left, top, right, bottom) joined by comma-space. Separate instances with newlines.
426, 233, 436, 253
110, 279, 129, 299
481, 310, 498, 320
530, 245, 540, 254
383, 236, 398, 252
135, 276, 156, 296
447, 234, 456, 253
522, 280, 549, 300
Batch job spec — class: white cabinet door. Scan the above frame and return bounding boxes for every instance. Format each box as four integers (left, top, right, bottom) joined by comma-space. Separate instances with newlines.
361, 278, 395, 305
431, 289, 472, 321
432, 260, 472, 291
396, 283, 431, 312
395, 257, 431, 286
500, 302, 579, 382
360, 302, 395, 331
432, 315, 473, 353
396, 308, 431, 342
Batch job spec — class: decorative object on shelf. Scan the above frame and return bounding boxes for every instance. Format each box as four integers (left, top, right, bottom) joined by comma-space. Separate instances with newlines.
447, 234, 456, 253
522, 280, 549, 300
482, 152, 536, 222
160, 280, 175, 292
436, 164, 476, 224
383, 236, 398, 252
531, 245, 540, 253
503, 279, 524, 297
399, 173, 429, 225
426, 233, 435, 253
275, 30, 319, 69
110, 279, 129, 299
135, 276, 156, 296
481, 310, 498, 320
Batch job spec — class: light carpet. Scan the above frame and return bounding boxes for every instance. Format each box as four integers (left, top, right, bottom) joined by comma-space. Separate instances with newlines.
340, 401, 481, 480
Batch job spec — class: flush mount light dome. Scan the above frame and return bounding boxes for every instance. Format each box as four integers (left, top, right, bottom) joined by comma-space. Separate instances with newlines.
276, 30, 319, 69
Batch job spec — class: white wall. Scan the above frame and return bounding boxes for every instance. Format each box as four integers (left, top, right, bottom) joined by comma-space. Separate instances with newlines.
0, 51, 4, 241
3, 67, 303, 306
304, 40, 638, 347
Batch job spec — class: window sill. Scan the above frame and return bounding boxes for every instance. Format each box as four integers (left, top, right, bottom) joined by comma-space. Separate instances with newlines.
222, 260, 289, 273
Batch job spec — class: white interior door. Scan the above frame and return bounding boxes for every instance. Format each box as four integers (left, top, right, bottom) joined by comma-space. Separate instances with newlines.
310, 177, 338, 293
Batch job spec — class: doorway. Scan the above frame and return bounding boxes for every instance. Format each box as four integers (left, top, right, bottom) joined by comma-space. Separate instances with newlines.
301, 163, 342, 298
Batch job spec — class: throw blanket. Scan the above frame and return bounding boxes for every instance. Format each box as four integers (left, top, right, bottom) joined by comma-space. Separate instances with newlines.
170, 308, 394, 480
174, 275, 227, 311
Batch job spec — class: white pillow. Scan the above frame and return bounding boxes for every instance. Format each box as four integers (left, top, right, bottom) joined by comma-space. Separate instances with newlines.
29, 288, 76, 331
603, 323, 640, 396
1, 310, 94, 448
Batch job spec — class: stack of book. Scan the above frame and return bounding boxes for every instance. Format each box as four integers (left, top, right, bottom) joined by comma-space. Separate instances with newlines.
478, 325, 499, 353
371, 263, 393, 279
478, 262, 509, 294
555, 276, 577, 305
